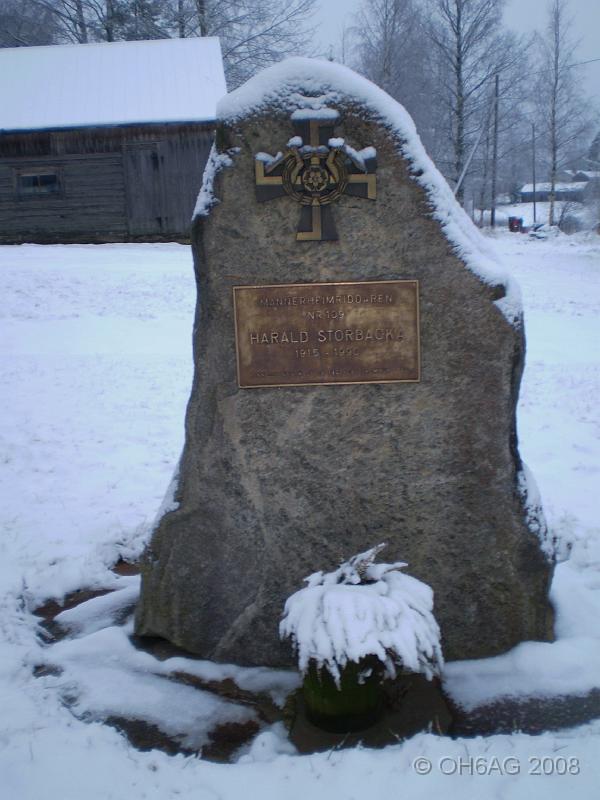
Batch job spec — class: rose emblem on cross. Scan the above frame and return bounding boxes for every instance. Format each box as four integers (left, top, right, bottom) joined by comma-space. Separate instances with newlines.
254, 111, 377, 241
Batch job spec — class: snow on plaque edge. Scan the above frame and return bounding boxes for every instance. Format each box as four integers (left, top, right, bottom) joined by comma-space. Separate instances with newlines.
212, 57, 521, 326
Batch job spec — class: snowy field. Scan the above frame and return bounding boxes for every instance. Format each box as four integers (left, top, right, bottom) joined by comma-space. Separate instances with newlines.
478, 201, 597, 231
1, 234, 599, 799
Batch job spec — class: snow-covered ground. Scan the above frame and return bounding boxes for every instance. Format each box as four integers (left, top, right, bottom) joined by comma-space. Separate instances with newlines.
478, 201, 596, 231
1, 234, 599, 798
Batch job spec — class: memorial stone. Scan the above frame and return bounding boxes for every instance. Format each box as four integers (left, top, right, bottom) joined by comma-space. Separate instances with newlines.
135, 59, 554, 667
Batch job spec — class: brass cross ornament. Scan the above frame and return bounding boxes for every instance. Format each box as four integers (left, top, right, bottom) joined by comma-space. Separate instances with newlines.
254, 113, 377, 241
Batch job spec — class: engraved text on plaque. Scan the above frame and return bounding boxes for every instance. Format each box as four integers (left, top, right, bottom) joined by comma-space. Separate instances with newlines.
233, 280, 420, 388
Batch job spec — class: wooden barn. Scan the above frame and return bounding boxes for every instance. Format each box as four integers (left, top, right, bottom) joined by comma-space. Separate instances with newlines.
0, 38, 226, 243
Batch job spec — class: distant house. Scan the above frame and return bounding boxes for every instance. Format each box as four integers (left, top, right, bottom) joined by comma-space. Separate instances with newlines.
556, 169, 576, 182
0, 38, 226, 243
584, 178, 600, 202
573, 170, 600, 182
589, 131, 600, 164
519, 181, 588, 203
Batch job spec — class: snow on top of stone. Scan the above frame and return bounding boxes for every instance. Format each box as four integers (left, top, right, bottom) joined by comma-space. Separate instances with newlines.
217, 57, 522, 324
0, 38, 226, 132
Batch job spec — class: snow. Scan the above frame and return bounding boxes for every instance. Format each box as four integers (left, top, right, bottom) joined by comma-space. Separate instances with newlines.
0, 38, 226, 132
518, 463, 554, 559
151, 464, 181, 533
1, 232, 600, 797
54, 577, 140, 636
45, 620, 259, 752
291, 107, 340, 121
216, 57, 522, 325
326, 139, 377, 171
0, 243, 195, 605
520, 182, 588, 194
442, 230, 600, 713
479, 202, 583, 228
280, 546, 443, 684
480, 201, 598, 233
193, 145, 234, 218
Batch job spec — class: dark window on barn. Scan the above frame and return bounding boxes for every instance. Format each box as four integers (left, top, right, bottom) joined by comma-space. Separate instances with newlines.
16, 171, 61, 197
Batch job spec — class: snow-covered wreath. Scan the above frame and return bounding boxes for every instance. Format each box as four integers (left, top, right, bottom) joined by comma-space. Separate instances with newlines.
280, 544, 444, 687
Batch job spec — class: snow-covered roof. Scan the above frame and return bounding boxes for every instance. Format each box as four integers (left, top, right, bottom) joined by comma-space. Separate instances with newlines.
574, 171, 600, 180
520, 182, 588, 193
213, 58, 522, 325
0, 38, 226, 133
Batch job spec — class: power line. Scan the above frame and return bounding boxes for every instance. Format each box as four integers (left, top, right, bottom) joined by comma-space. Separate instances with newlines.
569, 57, 600, 67
522, 56, 600, 80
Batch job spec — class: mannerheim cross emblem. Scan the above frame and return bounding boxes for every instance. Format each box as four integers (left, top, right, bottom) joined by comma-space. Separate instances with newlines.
254, 110, 377, 241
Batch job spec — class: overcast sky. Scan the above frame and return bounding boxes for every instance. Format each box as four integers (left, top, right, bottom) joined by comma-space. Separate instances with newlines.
313, 0, 600, 107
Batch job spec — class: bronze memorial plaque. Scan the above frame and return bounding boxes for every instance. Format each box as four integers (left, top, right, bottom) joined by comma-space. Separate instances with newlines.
233, 280, 420, 388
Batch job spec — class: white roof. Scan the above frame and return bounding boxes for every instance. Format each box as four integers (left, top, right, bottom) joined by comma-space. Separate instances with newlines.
520, 182, 588, 193
575, 170, 600, 179
0, 38, 226, 133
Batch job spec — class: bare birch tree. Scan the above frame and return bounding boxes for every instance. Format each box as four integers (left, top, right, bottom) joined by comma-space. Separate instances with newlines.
354, 0, 418, 94
143, 0, 318, 85
534, 0, 591, 225
423, 0, 512, 203
0, 0, 58, 45
167, 0, 317, 87
10, 1, 316, 87
352, 0, 437, 155
589, 131, 600, 166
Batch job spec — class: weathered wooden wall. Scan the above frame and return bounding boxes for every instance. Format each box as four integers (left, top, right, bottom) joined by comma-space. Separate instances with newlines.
0, 124, 214, 243
0, 153, 127, 239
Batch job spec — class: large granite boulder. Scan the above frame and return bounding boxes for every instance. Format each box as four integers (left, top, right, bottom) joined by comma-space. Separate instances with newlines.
135, 58, 554, 666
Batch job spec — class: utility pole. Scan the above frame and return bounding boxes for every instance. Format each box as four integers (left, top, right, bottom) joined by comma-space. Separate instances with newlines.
490, 74, 499, 228
532, 122, 537, 224
454, 123, 485, 199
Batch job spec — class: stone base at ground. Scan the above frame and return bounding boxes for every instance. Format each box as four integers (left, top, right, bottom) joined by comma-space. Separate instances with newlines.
33, 578, 600, 760
288, 675, 452, 753
449, 690, 600, 737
